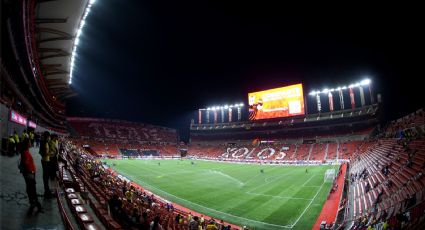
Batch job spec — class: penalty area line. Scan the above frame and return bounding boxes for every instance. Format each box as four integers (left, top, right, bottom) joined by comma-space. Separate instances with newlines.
289, 181, 325, 228
122, 173, 294, 229
246, 191, 313, 201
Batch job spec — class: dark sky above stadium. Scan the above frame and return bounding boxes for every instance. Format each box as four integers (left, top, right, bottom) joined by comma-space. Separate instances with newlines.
67, 1, 424, 137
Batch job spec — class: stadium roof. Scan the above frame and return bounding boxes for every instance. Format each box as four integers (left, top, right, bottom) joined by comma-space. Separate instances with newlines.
34, 0, 94, 100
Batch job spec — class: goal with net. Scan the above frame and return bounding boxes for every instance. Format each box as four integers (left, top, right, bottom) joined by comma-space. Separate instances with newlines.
324, 169, 336, 182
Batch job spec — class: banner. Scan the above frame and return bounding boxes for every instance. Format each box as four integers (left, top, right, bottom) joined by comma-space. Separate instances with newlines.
28, 121, 37, 128
10, 110, 27, 126
328, 92, 334, 112
349, 87, 356, 109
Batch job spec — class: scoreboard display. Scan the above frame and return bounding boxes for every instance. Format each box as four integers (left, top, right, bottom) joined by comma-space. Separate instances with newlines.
248, 83, 305, 120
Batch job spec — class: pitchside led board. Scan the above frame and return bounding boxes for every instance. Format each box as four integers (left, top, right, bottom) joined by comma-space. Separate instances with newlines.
248, 83, 305, 120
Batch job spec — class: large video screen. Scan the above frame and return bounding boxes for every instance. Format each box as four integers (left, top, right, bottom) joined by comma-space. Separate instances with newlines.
248, 83, 305, 120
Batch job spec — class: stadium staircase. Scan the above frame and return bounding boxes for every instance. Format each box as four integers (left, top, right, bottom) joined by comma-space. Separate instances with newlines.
323, 143, 329, 161
336, 142, 340, 160
306, 143, 314, 160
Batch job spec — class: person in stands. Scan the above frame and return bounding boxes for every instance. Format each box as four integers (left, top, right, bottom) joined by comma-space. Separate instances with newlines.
49, 134, 59, 180
39, 131, 53, 198
139, 211, 150, 230
20, 138, 43, 213
13, 130, 20, 155
189, 216, 199, 230
150, 215, 164, 230
206, 220, 218, 230
8, 135, 15, 156
108, 194, 123, 219
29, 131, 34, 147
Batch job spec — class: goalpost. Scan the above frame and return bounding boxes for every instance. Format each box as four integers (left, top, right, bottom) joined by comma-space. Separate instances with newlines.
324, 169, 336, 183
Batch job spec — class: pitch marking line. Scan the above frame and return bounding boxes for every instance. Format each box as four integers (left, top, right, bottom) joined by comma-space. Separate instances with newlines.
302, 175, 316, 186
114, 162, 329, 229
120, 172, 294, 229
245, 191, 313, 201
156, 170, 193, 178
248, 171, 296, 193
242, 166, 280, 185
289, 181, 325, 228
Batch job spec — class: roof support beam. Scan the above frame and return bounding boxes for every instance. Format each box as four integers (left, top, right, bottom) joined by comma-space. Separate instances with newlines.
44, 70, 69, 76
44, 75, 68, 80
37, 27, 72, 37
38, 35, 74, 43
38, 48, 70, 60
37, 0, 59, 3
46, 80, 68, 88
35, 18, 68, 24
41, 63, 62, 68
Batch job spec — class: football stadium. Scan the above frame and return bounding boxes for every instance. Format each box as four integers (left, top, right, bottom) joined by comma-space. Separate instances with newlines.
1, 1, 424, 230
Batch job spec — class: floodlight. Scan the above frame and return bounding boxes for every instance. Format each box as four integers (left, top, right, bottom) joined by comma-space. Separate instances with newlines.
322, 89, 329, 93
336, 87, 341, 91
341, 86, 347, 90
240, 103, 244, 107
354, 83, 360, 87
360, 79, 371, 85
69, 0, 96, 85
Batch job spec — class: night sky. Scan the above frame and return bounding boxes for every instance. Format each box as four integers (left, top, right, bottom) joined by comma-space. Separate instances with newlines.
67, 1, 424, 137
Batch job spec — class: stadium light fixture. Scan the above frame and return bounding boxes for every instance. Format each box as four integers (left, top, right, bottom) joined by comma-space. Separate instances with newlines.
354, 83, 361, 87
341, 86, 347, 90
203, 102, 244, 111
69, 0, 97, 84
360, 79, 371, 85
322, 88, 329, 94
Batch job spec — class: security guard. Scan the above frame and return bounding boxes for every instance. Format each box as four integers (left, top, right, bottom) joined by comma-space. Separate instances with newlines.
8, 135, 15, 156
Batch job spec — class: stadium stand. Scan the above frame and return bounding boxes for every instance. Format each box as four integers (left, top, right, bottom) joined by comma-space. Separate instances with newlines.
383, 108, 425, 138
57, 140, 238, 230
345, 110, 425, 229
2, 2, 423, 228
68, 117, 178, 143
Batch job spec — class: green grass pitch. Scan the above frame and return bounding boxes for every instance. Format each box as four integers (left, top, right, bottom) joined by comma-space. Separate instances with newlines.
104, 159, 337, 230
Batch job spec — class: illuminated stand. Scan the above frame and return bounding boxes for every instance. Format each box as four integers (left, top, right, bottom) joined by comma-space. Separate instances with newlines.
197, 104, 244, 124
309, 79, 372, 113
